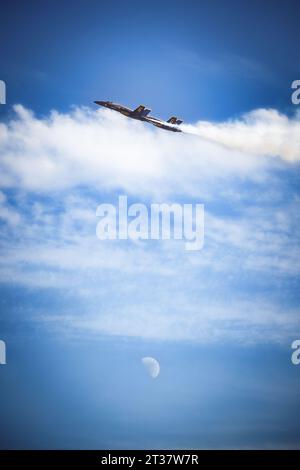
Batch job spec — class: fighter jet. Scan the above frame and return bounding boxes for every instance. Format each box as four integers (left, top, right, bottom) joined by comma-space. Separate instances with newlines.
94, 101, 183, 132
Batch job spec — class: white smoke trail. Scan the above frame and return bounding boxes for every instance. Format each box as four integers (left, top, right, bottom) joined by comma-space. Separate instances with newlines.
181, 108, 300, 163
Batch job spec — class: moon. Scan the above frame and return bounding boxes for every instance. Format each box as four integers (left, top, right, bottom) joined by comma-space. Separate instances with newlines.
142, 357, 160, 378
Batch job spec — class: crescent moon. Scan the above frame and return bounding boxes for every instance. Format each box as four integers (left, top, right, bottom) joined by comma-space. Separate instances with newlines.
142, 356, 160, 378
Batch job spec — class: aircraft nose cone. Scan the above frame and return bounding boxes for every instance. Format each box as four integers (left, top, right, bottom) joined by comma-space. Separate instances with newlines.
94, 100, 106, 106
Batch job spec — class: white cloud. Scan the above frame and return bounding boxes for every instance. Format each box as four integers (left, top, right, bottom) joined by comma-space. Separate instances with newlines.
38, 301, 300, 344
0, 104, 299, 344
0, 105, 270, 197
0, 190, 21, 225
0, 188, 299, 344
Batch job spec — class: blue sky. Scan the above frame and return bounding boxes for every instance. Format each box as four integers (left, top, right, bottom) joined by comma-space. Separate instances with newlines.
0, 0, 299, 119
0, 0, 300, 449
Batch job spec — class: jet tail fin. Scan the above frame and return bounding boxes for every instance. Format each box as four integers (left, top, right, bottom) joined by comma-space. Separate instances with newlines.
132, 105, 151, 117
167, 116, 177, 124
167, 116, 183, 125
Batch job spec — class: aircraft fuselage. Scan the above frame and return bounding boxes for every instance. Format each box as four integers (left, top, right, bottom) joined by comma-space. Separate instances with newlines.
94, 101, 149, 121
94, 101, 183, 132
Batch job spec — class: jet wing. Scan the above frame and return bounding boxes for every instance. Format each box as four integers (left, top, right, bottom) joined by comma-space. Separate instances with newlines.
145, 116, 163, 124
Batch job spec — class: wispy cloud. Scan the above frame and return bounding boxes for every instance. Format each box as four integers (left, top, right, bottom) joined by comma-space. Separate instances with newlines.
0, 105, 299, 344
174, 49, 275, 82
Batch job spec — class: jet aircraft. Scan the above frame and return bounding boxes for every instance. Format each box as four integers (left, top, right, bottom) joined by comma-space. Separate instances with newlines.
94, 101, 183, 132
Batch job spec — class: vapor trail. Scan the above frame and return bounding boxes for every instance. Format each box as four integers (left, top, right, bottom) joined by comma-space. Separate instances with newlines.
181, 109, 300, 162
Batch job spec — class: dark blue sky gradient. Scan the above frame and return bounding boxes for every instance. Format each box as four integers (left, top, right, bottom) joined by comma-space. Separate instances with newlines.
0, 0, 299, 119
